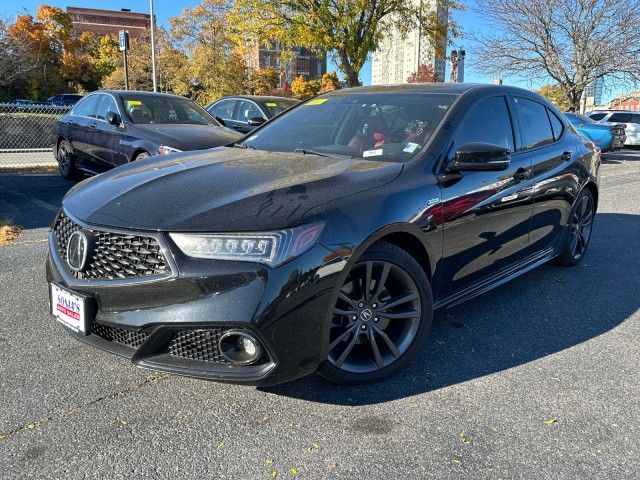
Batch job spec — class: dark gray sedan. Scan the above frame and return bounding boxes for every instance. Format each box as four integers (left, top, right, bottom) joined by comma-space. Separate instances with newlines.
53, 90, 242, 179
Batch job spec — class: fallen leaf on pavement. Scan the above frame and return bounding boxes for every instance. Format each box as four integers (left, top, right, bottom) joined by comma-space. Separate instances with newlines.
543, 418, 557, 426
459, 431, 471, 445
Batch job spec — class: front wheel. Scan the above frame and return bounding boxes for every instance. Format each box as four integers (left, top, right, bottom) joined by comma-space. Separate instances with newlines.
318, 241, 433, 385
553, 189, 595, 266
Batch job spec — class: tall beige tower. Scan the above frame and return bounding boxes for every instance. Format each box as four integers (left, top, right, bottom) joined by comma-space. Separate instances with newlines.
371, 0, 448, 84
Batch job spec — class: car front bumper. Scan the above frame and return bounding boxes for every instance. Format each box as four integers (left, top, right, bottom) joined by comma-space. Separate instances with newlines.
46, 228, 346, 386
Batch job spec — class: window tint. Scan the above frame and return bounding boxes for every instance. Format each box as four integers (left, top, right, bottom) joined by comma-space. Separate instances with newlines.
94, 95, 118, 121
451, 96, 514, 153
547, 108, 565, 140
513, 97, 554, 149
608, 112, 632, 123
235, 100, 263, 122
588, 113, 607, 121
72, 95, 99, 117
632, 114, 640, 124
210, 99, 236, 120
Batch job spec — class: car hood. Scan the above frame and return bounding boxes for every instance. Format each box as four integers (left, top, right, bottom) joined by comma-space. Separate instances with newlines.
63, 148, 403, 231
132, 123, 241, 150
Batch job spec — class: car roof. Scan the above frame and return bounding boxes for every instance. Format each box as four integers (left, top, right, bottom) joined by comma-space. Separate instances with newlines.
97, 90, 190, 100
214, 95, 300, 103
323, 83, 535, 97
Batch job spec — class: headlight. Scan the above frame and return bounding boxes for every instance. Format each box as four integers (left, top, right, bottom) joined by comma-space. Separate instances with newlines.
169, 222, 325, 266
157, 145, 182, 155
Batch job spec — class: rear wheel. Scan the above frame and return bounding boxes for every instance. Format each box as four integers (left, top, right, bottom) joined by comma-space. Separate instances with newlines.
57, 139, 81, 180
554, 189, 595, 266
318, 241, 433, 384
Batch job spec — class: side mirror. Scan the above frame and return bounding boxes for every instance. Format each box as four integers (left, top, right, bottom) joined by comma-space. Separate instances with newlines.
247, 116, 266, 127
106, 111, 121, 126
215, 116, 226, 127
448, 142, 511, 172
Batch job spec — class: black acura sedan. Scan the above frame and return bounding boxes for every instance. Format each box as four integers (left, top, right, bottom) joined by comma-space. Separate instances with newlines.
47, 84, 600, 385
53, 90, 241, 179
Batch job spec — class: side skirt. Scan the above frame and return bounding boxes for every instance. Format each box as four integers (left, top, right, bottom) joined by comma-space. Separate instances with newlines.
433, 247, 556, 310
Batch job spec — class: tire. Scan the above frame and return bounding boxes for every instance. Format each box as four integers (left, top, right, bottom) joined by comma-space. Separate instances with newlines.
553, 188, 595, 266
57, 139, 81, 180
133, 151, 150, 161
318, 241, 433, 385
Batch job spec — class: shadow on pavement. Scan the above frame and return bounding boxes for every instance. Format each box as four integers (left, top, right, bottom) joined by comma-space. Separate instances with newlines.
602, 146, 640, 164
264, 212, 640, 405
0, 174, 75, 229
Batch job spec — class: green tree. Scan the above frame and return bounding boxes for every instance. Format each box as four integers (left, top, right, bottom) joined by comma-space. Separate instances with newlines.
230, 0, 462, 87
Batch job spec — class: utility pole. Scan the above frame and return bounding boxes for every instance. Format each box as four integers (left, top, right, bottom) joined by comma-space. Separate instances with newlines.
119, 30, 130, 90
149, 0, 158, 92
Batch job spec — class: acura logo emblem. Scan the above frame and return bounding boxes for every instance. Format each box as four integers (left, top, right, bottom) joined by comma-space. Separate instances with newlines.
66, 231, 89, 271
360, 308, 373, 321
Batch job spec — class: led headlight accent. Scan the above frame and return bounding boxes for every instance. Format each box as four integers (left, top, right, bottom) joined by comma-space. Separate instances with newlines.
169, 222, 325, 266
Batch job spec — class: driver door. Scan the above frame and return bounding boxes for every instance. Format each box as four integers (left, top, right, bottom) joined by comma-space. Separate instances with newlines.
438, 95, 534, 295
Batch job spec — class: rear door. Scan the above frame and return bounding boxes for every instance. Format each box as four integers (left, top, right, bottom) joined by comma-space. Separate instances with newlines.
208, 99, 237, 129
65, 94, 100, 169
512, 97, 576, 255
438, 94, 534, 295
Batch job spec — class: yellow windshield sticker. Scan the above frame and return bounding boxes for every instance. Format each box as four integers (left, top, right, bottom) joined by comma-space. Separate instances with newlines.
127, 100, 142, 105
265, 102, 278, 107
306, 98, 327, 105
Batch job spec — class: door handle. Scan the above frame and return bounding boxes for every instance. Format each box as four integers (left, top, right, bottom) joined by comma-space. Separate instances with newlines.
88, 123, 97, 129
513, 167, 531, 181
561, 151, 572, 161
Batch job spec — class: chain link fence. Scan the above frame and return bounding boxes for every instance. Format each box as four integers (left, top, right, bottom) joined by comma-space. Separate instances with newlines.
0, 103, 68, 169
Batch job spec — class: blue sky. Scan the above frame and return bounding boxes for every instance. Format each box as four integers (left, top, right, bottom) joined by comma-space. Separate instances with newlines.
4, 1, 621, 102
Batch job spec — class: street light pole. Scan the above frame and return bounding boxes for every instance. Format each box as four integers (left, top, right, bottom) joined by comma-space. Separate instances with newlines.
149, 0, 158, 92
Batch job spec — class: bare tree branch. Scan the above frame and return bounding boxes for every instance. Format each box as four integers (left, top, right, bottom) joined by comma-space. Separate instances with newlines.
471, 0, 640, 107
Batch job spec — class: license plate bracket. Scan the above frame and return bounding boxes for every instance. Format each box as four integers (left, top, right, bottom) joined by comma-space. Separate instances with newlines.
50, 283, 91, 334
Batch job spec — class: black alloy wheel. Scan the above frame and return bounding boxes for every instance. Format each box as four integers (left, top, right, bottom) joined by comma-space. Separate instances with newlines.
57, 139, 80, 180
319, 241, 432, 384
554, 189, 595, 266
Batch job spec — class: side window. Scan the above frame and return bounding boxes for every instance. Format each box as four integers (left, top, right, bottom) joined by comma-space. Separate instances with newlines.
451, 96, 515, 155
588, 113, 607, 121
72, 95, 99, 117
608, 113, 632, 123
210, 99, 235, 120
631, 114, 640, 124
94, 95, 118, 121
513, 97, 554, 149
235, 100, 263, 123
547, 108, 564, 140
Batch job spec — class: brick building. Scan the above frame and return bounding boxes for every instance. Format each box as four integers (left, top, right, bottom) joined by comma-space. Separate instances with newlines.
245, 43, 326, 86
67, 7, 151, 38
609, 91, 640, 111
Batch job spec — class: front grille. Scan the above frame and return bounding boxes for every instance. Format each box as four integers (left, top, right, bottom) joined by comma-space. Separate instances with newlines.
91, 322, 149, 349
167, 329, 231, 363
52, 211, 170, 280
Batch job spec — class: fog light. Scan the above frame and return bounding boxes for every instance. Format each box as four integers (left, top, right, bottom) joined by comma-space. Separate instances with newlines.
219, 331, 263, 365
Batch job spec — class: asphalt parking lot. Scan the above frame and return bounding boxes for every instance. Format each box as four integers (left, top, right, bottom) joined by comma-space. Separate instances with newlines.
1, 150, 639, 479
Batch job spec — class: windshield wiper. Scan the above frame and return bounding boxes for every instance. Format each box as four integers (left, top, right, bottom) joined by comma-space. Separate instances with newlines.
293, 148, 334, 158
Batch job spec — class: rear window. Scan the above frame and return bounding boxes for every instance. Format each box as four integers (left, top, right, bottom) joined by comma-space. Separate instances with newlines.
608, 112, 633, 123
513, 97, 554, 149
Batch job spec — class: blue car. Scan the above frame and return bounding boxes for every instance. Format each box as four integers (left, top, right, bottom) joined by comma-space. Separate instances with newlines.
565, 113, 625, 151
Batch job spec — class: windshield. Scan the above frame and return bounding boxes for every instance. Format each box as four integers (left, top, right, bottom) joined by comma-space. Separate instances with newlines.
261, 99, 300, 118
243, 92, 457, 162
121, 94, 219, 126
566, 113, 594, 124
